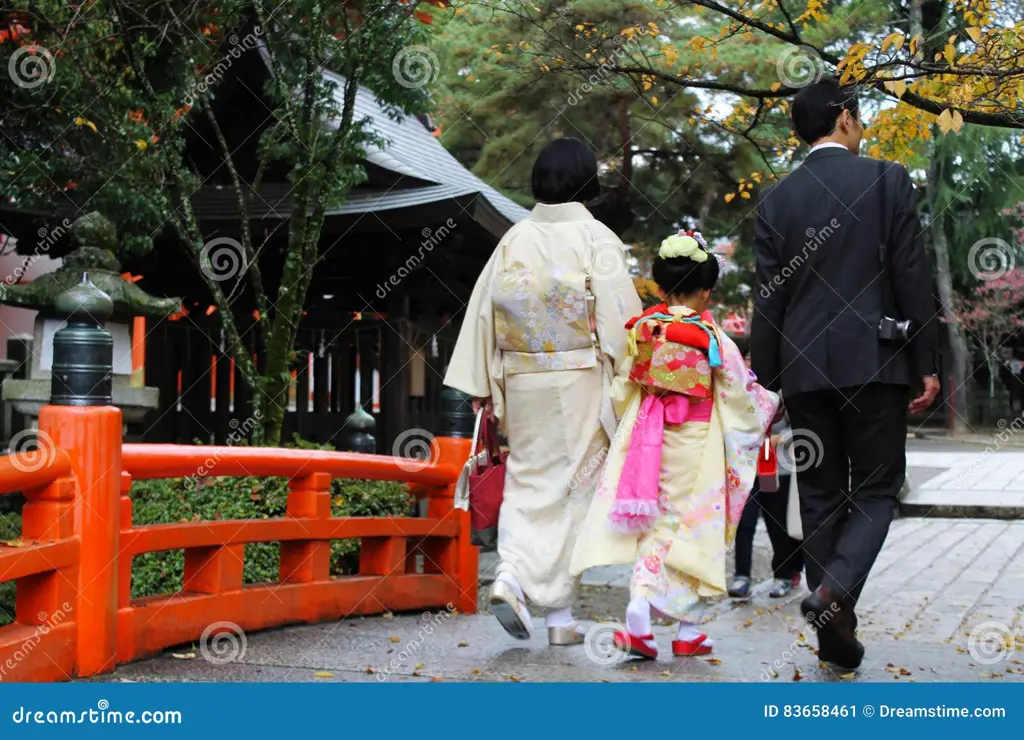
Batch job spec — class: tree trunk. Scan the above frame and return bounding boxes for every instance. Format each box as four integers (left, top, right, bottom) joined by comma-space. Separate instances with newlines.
926, 137, 970, 431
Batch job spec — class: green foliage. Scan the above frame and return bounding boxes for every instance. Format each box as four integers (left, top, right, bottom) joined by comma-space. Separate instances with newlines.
0, 512, 20, 627
129, 475, 412, 600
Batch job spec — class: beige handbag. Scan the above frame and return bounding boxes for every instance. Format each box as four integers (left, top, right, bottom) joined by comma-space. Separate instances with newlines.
786, 473, 803, 540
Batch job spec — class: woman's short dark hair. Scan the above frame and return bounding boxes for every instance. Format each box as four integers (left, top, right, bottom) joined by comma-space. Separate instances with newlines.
531, 137, 601, 204
791, 78, 860, 145
652, 251, 720, 297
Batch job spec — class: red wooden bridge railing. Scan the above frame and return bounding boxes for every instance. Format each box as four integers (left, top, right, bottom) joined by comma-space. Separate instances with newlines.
0, 403, 476, 682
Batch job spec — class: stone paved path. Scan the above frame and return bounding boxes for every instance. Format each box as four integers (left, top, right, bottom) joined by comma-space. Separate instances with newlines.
901, 450, 1024, 517
100, 519, 1024, 683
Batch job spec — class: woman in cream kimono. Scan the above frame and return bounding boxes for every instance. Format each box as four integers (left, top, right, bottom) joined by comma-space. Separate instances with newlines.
444, 138, 641, 645
570, 231, 779, 660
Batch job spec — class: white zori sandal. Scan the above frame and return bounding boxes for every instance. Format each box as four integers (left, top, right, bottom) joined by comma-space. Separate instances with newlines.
489, 575, 533, 640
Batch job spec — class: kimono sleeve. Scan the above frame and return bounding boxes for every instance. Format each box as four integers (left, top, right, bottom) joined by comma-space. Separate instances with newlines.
444, 244, 504, 412
588, 228, 643, 375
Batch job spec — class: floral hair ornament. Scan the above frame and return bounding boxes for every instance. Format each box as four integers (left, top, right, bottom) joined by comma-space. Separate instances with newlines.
678, 229, 709, 251
659, 233, 708, 262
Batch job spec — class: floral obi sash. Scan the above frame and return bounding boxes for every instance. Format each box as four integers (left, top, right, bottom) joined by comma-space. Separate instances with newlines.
625, 304, 722, 397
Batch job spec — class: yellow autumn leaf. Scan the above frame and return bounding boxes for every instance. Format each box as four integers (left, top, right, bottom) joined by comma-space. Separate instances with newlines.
881, 32, 905, 53
966, 27, 983, 43
313, 671, 334, 678
936, 108, 954, 134
740, 191, 751, 199
388, 636, 401, 643
651, 96, 659, 105
770, 81, 782, 92
884, 79, 907, 99
575, 24, 584, 31
724, 193, 736, 204
944, 43, 956, 66
74, 116, 98, 133
950, 109, 965, 133
134, 139, 148, 150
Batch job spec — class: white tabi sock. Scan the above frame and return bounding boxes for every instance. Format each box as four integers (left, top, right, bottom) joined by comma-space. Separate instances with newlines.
545, 606, 575, 629
676, 620, 713, 646
495, 571, 525, 603
626, 597, 657, 650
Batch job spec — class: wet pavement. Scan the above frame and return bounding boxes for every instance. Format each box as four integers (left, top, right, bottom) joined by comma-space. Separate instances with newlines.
99, 518, 1024, 683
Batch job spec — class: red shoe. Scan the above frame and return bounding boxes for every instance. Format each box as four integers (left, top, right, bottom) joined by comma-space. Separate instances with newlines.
672, 633, 712, 656
612, 631, 658, 660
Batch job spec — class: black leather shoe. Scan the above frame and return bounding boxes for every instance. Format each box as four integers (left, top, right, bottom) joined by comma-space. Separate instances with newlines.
801, 586, 863, 669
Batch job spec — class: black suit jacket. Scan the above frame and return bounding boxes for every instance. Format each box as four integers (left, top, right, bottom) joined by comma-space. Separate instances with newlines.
750, 147, 939, 397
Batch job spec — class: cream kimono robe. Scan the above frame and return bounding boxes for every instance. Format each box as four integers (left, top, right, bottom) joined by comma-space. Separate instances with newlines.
570, 322, 779, 618
444, 201, 642, 608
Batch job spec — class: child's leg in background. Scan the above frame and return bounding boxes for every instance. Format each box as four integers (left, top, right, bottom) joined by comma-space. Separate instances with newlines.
734, 480, 762, 578
760, 475, 803, 579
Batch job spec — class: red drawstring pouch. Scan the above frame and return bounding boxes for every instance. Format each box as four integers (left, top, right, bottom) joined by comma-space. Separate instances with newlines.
758, 438, 779, 492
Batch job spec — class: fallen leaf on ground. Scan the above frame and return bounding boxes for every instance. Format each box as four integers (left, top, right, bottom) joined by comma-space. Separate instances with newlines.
171, 652, 196, 660
659, 670, 672, 678
415, 663, 425, 670
899, 668, 911, 676
840, 672, 856, 680
508, 675, 521, 682
471, 669, 481, 675
313, 671, 334, 679
792, 668, 803, 681
382, 612, 394, 620
365, 667, 375, 674
457, 641, 469, 647
389, 636, 401, 643
705, 658, 722, 665
431, 676, 443, 682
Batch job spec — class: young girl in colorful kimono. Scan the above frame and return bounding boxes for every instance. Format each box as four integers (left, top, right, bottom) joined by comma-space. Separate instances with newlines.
570, 231, 780, 660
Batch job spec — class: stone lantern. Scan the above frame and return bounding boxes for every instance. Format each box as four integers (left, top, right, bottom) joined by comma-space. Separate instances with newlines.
0, 212, 181, 431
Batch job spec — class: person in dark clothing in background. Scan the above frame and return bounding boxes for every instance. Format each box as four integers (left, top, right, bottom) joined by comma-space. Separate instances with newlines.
729, 353, 803, 600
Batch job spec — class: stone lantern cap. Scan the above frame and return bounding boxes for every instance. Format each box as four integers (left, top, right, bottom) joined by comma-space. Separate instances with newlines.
0, 212, 181, 321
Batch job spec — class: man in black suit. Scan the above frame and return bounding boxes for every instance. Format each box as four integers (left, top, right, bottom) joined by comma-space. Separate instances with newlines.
750, 79, 940, 670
